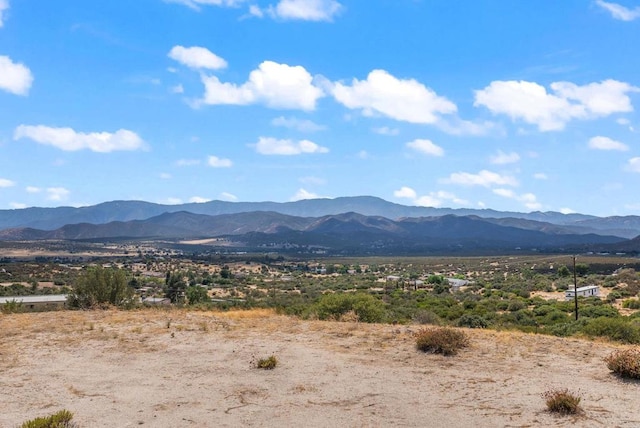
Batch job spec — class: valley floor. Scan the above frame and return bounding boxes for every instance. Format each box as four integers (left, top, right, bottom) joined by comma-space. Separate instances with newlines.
1, 309, 638, 427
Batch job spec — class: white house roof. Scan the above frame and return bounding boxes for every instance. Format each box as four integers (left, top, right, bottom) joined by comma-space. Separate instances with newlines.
0, 295, 68, 304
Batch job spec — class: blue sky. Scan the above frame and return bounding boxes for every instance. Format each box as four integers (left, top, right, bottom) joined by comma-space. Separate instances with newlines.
0, 0, 639, 216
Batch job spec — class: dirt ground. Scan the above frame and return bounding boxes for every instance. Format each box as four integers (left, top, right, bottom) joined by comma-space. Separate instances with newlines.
1, 309, 639, 428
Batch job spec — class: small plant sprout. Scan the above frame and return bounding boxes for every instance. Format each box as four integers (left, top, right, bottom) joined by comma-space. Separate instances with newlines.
542, 388, 583, 415
256, 355, 278, 370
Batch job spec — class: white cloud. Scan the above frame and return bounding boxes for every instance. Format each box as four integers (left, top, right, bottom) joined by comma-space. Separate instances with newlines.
171, 84, 184, 94
290, 188, 325, 201
9, 202, 26, 209
0, 178, 15, 187
165, 0, 245, 11
490, 150, 520, 165
176, 158, 201, 166
268, 0, 343, 22
595, 0, 640, 21
165, 197, 183, 205
434, 117, 498, 136
160, 173, 172, 179
47, 187, 70, 201
272, 116, 325, 132
474, 79, 638, 131
189, 196, 210, 203
443, 170, 518, 187
588, 135, 629, 151
0, 55, 33, 96
200, 61, 324, 111
356, 150, 369, 159
168, 45, 227, 70
627, 157, 640, 173
372, 126, 399, 136
406, 139, 444, 157
0, 0, 8, 27
332, 69, 456, 124
393, 186, 417, 200
220, 191, 238, 201
26, 186, 41, 193
207, 155, 233, 167
14, 125, 146, 152
394, 186, 467, 207
248, 5, 264, 17
560, 208, 575, 214
533, 173, 548, 180
617, 118, 630, 125
493, 188, 542, 210
254, 136, 329, 155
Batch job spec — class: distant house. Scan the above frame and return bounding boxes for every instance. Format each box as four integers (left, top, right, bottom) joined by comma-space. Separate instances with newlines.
386, 275, 401, 282
142, 296, 171, 305
447, 278, 469, 291
0, 294, 68, 311
565, 285, 599, 301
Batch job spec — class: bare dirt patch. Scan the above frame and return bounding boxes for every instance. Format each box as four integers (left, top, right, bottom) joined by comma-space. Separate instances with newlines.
2, 309, 639, 427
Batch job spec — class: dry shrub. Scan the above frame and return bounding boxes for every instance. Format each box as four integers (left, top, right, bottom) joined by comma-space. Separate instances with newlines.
542, 388, 582, 415
415, 327, 469, 356
604, 348, 640, 379
256, 355, 278, 370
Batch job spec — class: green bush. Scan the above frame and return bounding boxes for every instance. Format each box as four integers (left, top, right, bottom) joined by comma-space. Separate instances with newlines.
457, 314, 489, 328
542, 388, 582, 415
583, 317, 640, 344
20, 409, 76, 428
312, 293, 386, 323
604, 348, 640, 379
412, 309, 442, 325
1, 299, 23, 314
622, 299, 640, 309
415, 327, 469, 356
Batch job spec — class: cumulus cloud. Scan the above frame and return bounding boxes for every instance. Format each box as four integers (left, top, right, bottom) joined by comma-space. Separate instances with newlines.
372, 126, 399, 136
0, 0, 8, 27
176, 158, 201, 166
14, 125, 146, 152
474, 79, 638, 131
442, 170, 518, 187
0, 55, 33, 96
47, 187, 70, 201
394, 186, 467, 207
406, 139, 444, 157
560, 208, 576, 214
490, 150, 520, 164
588, 135, 629, 151
272, 116, 325, 132
332, 69, 456, 124
26, 186, 41, 193
533, 172, 548, 180
595, 0, 640, 21
165, 197, 183, 205
207, 155, 233, 167
220, 192, 238, 201
268, 0, 343, 22
0, 178, 15, 187
627, 157, 640, 173
199, 61, 323, 111
493, 188, 542, 210
290, 188, 326, 201
168, 46, 227, 70
165, 0, 245, 11
254, 136, 329, 155
189, 196, 210, 203
434, 117, 499, 136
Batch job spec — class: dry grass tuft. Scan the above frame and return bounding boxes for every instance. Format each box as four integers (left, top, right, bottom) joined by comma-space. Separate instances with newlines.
542, 388, 583, 415
415, 327, 469, 356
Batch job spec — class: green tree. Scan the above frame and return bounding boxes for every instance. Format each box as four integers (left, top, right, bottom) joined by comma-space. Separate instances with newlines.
557, 265, 571, 278
69, 266, 134, 308
165, 271, 186, 304
186, 286, 209, 305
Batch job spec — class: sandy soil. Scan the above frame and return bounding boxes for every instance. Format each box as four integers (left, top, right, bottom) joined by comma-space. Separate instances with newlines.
1, 309, 639, 428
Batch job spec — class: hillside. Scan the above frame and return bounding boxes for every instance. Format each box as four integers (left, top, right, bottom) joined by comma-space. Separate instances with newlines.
3, 196, 639, 237
1, 309, 637, 427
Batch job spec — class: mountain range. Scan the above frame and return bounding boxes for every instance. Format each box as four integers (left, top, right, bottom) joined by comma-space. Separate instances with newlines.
1, 197, 638, 255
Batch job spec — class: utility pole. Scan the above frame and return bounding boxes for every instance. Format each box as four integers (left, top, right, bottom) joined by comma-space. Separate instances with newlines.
573, 255, 579, 320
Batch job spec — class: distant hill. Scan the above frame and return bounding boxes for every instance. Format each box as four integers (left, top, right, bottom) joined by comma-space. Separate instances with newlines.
0, 210, 628, 255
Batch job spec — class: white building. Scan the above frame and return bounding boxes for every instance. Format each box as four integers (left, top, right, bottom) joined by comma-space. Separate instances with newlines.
0, 294, 68, 310
565, 285, 599, 301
